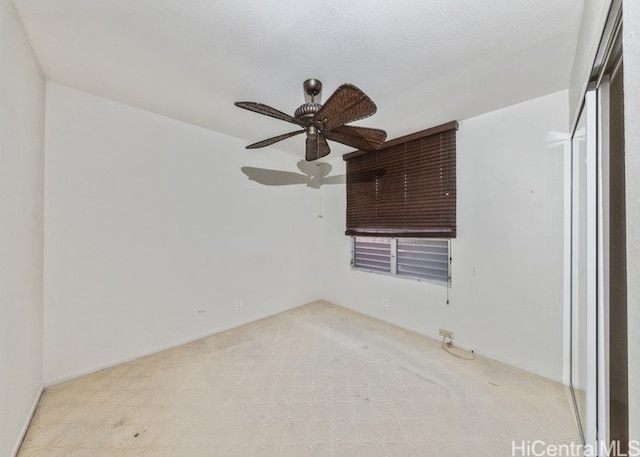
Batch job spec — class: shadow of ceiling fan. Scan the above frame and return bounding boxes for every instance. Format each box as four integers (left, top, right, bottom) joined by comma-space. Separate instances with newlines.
235, 79, 387, 161
241, 160, 386, 189
241, 160, 344, 189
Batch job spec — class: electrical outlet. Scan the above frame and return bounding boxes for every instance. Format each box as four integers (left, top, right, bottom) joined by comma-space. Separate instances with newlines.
236, 300, 242, 310
439, 328, 453, 339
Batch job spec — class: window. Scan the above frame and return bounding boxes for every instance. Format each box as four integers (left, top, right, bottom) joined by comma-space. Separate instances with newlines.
345, 122, 457, 284
352, 236, 450, 284
344, 121, 458, 238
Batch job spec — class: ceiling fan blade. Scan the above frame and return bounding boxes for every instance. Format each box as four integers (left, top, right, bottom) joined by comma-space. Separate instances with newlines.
323, 125, 387, 151
240, 167, 309, 186
305, 134, 331, 161
246, 130, 305, 149
235, 101, 305, 127
313, 84, 377, 130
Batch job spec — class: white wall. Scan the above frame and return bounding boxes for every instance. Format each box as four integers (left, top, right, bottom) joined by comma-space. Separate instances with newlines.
43, 83, 322, 384
320, 91, 568, 381
623, 0, 640, 442
0, 0, 45, 455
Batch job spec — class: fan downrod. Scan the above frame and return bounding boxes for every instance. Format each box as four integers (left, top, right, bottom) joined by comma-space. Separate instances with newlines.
296, 79, 323, 124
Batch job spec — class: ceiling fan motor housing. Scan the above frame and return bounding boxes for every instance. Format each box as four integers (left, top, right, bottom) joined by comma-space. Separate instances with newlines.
297, 78, 324, 130
294, 103, 322, 126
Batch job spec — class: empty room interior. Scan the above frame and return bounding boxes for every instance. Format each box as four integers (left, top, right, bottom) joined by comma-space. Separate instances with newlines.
1, 0, 638, 456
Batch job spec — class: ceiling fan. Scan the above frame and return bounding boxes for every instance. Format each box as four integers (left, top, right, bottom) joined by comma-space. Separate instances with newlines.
235, 79, 387, 161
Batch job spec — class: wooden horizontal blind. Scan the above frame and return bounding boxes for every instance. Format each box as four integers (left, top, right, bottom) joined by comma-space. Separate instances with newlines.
344, 121, 458, 238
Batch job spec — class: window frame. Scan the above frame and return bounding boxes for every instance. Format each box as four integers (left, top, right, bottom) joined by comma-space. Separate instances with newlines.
351, 236, 451, 285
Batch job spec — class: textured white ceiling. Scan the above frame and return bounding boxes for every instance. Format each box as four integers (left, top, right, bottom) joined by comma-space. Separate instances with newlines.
14, 0, 583, 159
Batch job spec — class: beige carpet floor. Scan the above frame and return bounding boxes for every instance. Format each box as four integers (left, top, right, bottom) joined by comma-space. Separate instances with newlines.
17, 301, 580, 456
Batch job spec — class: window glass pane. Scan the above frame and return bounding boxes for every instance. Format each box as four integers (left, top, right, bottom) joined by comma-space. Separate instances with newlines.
396, 239, 449, 283
353, 237, 391, 273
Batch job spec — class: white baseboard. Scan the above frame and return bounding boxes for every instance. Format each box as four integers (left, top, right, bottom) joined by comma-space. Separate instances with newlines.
329, 299, 568, 386
463, 346, 566, 385
12, 384, 44, 457
44, 300, 323, 387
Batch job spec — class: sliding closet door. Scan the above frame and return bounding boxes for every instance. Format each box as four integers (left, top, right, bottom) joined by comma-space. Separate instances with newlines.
603, 61, 628, 454
569, 2, 625, 451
